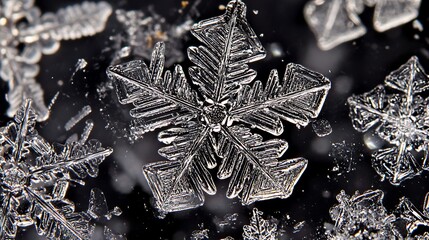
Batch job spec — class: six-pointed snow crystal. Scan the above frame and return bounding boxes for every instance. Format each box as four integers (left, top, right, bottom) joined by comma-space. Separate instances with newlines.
304, 0, 421, 50
348, 56, 429, 185
0, 100, 113, 239
243, 208, 277, 240
0, 1, 112, 121
327, 189, 401, 239
396, 192, 429, 239
107, 0, 331, 213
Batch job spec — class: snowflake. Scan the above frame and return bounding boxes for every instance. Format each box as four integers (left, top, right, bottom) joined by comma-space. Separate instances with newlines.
0, 1, 112, 121
112, 7, 194, 67
304, 0, 421, 50
0, 100, 113, 239
396, 192, 429, 239
348, 56, 429, 185
243, 208, 277, 240
327, 189, 401, 239
107, 0, 330, 213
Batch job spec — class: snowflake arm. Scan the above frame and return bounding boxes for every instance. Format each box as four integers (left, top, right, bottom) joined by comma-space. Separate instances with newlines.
230, 64, 330, 135
219, 126, 307, 204
188, 0, 265, 102
143, 121, 216, 212
396, 192, 429, 238
107, 43, 202, 138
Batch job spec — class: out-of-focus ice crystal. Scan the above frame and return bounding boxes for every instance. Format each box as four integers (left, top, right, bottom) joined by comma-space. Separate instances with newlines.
348, 56, 429, 185
112, 6, 195, 66
304, 0, 421, 50
107, 0, 331, 213
304, 0, 366, 50
327, 189, 401, 239
0, 1, 112, 121
0, 100, 113, 239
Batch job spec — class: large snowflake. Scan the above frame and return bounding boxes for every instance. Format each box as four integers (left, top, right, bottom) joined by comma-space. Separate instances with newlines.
107, 0, 330, 213
0, 0, 111, 121
327, 189, 401, 239
348, 56, 429, 185
0, 100, 112, 239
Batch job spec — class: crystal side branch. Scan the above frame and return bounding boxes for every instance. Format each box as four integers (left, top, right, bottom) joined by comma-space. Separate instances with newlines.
396, 192, 429, 239
0, 1, 112, 121
107, 0, 330, 213
0, 100, 113, 239
348, 56, 429, 185
304, 0, 421, 50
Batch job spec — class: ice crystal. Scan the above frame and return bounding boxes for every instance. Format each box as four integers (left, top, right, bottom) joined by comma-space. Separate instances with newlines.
304, 0, 421, 50
396, 192, 429, 239
0, 100, 113, 239
112, 7, 194, 66
0, 1, 112, 121
107, 0, 330, 213
348, 56, 429, 185
243, 208, 277, 240
327, 189, 400, 239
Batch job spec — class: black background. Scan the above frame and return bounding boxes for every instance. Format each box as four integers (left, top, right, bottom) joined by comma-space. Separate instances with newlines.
1, 0, 429, 239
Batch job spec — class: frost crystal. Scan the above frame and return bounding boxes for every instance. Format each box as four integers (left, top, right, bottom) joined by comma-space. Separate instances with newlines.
327, 190, 400, 239
107, 0, 330, 213
0, 1, 112, 121
396, 192, 429, 239
112, 8, 193, 66
0, 100, 113, 239
304, 0, 421, 50
243, 208, 277, 240
348, 56, 429, 185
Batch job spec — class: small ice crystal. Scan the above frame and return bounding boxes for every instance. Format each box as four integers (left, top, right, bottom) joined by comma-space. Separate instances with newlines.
327, 189, 401, 239
312, 119, 332, 137
293, 221, 305, 233
243, 208, 277, 240
65, 105, 92, 131
107, 0, 330, 213
191, 229, 210, 240
348, 56, 429, 185
329, 141, 360, 174
214, 213, 239, 230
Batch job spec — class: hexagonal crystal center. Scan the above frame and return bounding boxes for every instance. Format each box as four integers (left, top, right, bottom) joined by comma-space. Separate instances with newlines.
1, 163, 27, 191
203, 104, 228, 132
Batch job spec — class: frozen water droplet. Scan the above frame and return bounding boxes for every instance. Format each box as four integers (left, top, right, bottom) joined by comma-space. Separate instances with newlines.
413, 20, 423, 32
253, 10, 259, 15
312, 119, 332, 137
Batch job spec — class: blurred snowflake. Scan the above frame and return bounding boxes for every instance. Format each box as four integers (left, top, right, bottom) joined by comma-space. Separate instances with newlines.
348, 56, 429, 185
107, 0, 330, 213
327, 189, 401, 239
0, 0, 111, 121
112, 6, 195, 67
304, 0, 421, 50
0, 100, 114, 239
